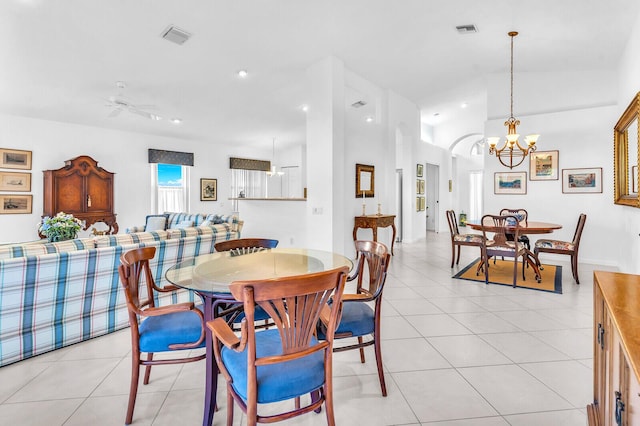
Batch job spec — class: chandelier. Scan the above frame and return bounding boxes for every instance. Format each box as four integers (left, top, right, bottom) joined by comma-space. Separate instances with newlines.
486, 31, 539, 169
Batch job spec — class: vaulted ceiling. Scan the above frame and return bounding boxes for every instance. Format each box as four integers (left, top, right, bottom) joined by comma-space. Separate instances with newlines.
1, 0, 638, 149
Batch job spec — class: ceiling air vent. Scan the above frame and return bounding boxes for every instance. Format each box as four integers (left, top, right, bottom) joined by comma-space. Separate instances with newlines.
351, 100, 367, 108
161, 25, 192, 45
456, 24, 478, 34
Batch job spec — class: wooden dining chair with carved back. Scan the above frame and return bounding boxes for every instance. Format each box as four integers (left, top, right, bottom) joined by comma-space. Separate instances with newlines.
206, 266, 349, 426
446, 210, 485, 268
499, 208, 531, 250
213, 238, 279, 328
118, 247, 206, 425
534, 213, 587, 284
317, 240, 391, 396
214, 238, 279, 255
480, 214, 540, 287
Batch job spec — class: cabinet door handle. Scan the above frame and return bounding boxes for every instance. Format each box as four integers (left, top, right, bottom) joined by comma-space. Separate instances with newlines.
615, 390, 625, 426
597, 323, 605, 350
87, 194, 92, 208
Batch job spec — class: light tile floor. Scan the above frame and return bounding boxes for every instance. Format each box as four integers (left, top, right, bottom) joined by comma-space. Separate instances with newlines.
0, 231, 611, 425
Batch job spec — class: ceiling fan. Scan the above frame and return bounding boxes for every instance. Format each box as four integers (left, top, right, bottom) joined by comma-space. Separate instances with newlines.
104, 81, 161, 121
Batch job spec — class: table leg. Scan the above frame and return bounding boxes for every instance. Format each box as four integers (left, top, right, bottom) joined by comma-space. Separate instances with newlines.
390, 224, 396, 255
352, 226, 359, 243
202, 296, 218, 426
372, 226, 378, 243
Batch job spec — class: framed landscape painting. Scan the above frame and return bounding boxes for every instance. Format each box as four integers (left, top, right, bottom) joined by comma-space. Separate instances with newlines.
0, 194, 32, 214
0, 148, 31, 170
562, 167, 602, 193
529, 150, 559, 180
0, 171, 31, 192
494, 172, 527, 195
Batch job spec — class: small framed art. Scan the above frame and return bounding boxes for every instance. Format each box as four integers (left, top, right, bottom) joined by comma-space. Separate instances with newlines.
529, 150, 559, 180
416, 164, 423, 177
0, 148, 31, 170
562, 167, 602, 193
0, 171, 31, 192
0, 194, 32, 214
200, 178, 217, 201
494, 172, 527, 195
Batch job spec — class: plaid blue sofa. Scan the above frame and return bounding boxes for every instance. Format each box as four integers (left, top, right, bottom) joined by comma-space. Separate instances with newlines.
0, 222, 239, 367
125, 212, 242, 234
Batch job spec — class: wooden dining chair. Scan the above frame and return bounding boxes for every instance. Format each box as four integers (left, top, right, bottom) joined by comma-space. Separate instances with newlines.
214, 238, 279, 328
318, 240, 391, 396
534, 213, 587, 284
480, 214, 540, 287
499, 208, 530, 250
206, 266, 349, 426
214, 238, 279, 255
446, 210, 485, 268
118, 247, 206, 425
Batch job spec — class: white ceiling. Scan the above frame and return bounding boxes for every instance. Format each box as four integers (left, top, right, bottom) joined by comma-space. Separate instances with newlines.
1, 0, 638, 149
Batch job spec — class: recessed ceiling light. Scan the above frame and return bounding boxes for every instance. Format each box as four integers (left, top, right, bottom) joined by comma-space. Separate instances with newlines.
237, 70, 248, 78
300, 104, 309, 112
461, 102, 468, 108
365, 116, 374, 123
170, 118, 182, 124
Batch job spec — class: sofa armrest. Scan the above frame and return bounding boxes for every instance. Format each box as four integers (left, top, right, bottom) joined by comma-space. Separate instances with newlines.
125, 225, 146, 234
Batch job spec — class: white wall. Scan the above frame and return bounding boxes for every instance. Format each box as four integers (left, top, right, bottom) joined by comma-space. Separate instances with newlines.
616, 9, 640, 274
483, 69, 621, 267
0, 113, 263, 243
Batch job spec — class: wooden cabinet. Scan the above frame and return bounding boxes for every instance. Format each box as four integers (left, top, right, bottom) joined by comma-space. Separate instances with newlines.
43, 156, 118, 234
589, 271, 640, 425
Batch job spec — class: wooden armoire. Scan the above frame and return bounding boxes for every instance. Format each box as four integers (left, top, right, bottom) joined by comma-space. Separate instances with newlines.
43, 155, 118, 234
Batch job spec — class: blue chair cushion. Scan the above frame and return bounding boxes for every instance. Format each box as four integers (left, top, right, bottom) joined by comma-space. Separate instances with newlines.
138, 305, 205, 353
335, 301, 375, 337
221, 329, 325, 404
234, 305, 272, 323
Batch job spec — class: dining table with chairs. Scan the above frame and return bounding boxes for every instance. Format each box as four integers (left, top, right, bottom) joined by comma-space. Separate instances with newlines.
164, 247, 353, 426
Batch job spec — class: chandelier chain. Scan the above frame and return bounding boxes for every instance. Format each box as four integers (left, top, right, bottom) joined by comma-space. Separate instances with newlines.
510, 33, 514, 119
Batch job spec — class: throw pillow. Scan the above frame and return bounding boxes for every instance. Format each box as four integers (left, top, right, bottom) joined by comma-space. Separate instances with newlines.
199, 220, 212, 227
145, 214, 168, 231
175, 220, 194, 229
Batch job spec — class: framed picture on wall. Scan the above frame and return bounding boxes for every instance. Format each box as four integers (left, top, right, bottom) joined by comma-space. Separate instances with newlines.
494, 172, 527, 195
529, 150, 559, 180
200, 178, 217, 201
416, 164, 423, 177
562, 167, 602, 193
0, 171, 31, 192
416, 196, 420, 212
356, 163, 375, 198
0, 148, 31, 170
0, 194, 32, 214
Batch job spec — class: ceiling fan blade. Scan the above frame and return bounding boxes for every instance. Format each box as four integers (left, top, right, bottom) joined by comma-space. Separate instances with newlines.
129, 108, 157, 120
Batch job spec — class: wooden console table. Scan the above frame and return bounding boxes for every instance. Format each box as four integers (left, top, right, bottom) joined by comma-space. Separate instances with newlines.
353, 214, 396, 255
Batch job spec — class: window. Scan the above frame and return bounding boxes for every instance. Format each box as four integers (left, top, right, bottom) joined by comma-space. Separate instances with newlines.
469, 171, 483, 221
151, 163, 190, 213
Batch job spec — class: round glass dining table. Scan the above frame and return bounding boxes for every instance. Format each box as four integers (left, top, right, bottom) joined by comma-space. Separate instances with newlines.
165, 248, 353, 426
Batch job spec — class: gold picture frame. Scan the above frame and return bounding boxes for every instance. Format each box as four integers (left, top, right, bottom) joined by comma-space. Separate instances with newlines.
356, 163, 375, 198
0, 194, 32, 214
0, 171, 31, 192
0, 148, 32, 170
417, 163, 423, 177
200, 178, 217, 201
614, 91, 640, 207
419, 179, 425, 194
